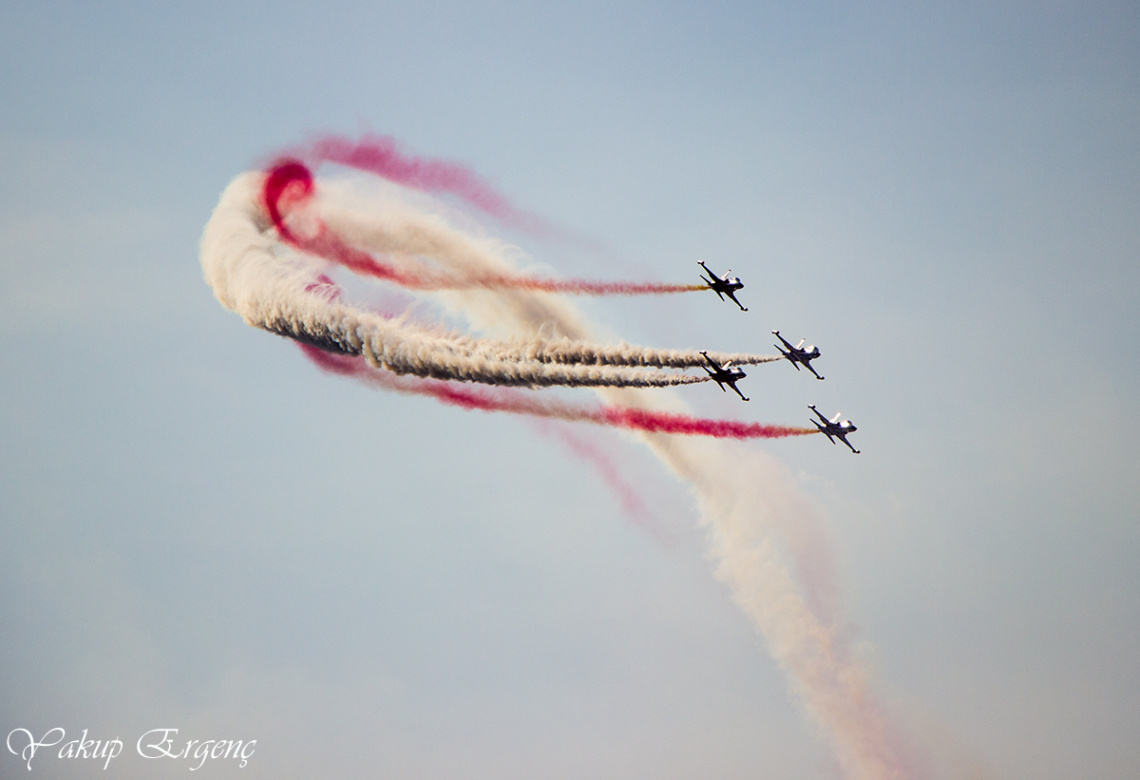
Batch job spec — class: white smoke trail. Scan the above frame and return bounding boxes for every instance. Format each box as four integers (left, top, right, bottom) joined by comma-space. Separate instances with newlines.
452, 331, 911, 780
464, 332, 912, 780
443, 333, 782, 369
203, 166, 913, 779
201, 174, 708, 390
291, 179, 783, 370
317, 171, 913, 780
648, 435, 910, 780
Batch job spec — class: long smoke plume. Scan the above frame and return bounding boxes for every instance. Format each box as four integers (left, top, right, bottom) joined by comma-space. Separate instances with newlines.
299, 344, 811, 440
264, 154, 708, 295
200, 139, 913, 780
201, 171, 803, 410
201, 173, 720, 390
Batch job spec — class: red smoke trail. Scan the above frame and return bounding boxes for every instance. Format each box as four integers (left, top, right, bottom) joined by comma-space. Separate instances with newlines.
298, 345, 816, 441
262, 159, 420, 286
600, 408, 811, 439
263, 158, 706, 296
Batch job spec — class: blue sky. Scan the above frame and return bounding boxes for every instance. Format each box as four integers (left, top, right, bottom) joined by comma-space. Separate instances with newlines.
2, 2, 1138, 778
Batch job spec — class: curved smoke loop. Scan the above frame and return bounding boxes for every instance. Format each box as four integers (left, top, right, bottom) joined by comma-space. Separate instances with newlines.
201, 167, 812, 438
200, 138, 913, 780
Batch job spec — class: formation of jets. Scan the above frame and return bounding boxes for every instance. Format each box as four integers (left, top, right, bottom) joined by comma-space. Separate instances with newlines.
696, 262, 860, 453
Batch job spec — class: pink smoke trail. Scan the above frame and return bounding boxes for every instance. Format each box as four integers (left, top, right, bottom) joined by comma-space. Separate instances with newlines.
263, 159, 707, 296
308, 133, 521, 224
303, 133, 611, 250
298, 345, 816, 441
531, 420, 672, 544
303, 341, 670, 539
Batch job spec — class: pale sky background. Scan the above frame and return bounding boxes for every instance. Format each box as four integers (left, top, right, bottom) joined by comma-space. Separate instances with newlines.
2, 2, 1138, 779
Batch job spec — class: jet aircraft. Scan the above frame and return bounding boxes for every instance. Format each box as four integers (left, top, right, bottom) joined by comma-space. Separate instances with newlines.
773, 330, 824, 380
808, 405, 860, 453
700, 351, 749, 401
697, 261, 748, 311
